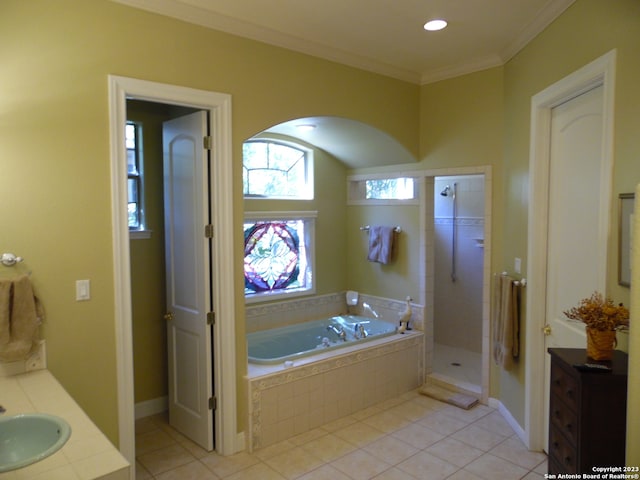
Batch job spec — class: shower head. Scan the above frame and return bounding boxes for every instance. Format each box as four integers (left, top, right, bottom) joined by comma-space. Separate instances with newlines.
440, 185, 451, 196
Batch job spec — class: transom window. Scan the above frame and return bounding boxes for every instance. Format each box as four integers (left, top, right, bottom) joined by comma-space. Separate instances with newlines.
244, 213, 316, 302
365, 177, 415, 200
243, 140, 313, 199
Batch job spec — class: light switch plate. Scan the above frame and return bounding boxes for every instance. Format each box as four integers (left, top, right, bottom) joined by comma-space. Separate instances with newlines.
76, 279, 91, 301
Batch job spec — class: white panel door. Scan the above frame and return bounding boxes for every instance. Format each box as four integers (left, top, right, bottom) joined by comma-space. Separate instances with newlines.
163, 111, 214, 451
542, 85, 606, 449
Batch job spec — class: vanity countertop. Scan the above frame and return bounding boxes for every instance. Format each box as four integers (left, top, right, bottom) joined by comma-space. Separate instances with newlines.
0, 369, 129, 480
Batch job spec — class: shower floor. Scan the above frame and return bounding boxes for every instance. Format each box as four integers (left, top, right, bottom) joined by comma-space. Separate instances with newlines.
432, 342, 481, 389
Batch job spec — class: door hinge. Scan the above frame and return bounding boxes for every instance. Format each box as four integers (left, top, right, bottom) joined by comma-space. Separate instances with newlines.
207, 311, 215, 325
203, 135, 212, 150
209, 396, 217, 410
205, 224, 214, 238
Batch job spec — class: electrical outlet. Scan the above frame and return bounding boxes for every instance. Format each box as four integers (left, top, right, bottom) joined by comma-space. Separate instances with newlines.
76, 280, 91, 301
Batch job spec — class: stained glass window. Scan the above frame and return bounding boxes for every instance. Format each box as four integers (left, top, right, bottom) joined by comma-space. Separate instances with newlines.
244, 218, 313, 299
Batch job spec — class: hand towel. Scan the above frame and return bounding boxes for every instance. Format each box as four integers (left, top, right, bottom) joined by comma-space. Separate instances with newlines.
491, 273, 520, 369
367, 225, 395, 264
0, 279, 11, 345
0, 274, 42, 362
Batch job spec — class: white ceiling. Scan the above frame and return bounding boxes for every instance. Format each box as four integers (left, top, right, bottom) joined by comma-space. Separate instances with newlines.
114, 0, 575, 85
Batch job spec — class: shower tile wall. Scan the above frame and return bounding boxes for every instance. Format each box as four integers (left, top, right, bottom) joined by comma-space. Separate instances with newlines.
434, 176, 484, 354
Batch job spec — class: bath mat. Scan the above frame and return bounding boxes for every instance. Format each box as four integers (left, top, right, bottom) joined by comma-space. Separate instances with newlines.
419, 384, 479, 410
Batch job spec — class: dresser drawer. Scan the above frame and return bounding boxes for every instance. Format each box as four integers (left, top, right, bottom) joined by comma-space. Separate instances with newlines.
550, 394, 578, 445
550, 363, 578, 412
549, 424, 578, 474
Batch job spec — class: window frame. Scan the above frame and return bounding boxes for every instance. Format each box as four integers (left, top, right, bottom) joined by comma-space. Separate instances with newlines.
243, 138, 314, 200
243, 211, 317, 304
347, 173, 419, 206
126, 121, 150, 239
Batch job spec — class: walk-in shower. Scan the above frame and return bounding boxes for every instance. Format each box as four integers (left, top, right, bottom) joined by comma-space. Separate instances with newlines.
432, 175, 485, 390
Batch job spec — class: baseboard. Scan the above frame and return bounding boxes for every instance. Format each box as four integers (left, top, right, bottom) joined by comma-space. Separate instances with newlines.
489, 396, 527, 446
135, 396, 168, 420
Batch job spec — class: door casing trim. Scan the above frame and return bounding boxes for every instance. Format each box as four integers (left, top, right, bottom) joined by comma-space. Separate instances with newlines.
108, 75, 238, 473
524, 50, 616, 451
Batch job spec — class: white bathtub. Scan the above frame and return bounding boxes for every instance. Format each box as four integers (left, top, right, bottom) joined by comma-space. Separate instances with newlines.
247, 315, 397, 365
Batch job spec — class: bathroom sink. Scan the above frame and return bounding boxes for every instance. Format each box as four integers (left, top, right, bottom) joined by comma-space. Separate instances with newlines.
0, 413, 71, 472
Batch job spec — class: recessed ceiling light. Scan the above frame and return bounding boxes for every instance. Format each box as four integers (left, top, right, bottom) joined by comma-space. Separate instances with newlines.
296, 124, 316, 132
424, 19, 447, 31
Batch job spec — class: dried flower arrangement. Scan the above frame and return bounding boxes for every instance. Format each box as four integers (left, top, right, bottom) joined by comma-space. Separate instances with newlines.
563, 292, 630, 331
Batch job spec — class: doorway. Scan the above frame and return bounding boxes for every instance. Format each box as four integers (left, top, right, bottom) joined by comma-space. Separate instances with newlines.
524, 50, 616, 451
432, 175, 485, 391
423, 167, 492, 405
108, 76, 238, 472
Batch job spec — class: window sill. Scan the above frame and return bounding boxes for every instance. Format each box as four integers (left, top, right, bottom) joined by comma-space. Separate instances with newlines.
129, 229, 152, 240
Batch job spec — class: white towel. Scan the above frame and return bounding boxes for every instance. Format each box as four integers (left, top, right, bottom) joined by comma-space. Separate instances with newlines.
491, 273, 520, 369
367, 226, 395, 264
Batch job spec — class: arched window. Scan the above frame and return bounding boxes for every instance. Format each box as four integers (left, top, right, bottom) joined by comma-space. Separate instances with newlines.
243, 140, 313, 199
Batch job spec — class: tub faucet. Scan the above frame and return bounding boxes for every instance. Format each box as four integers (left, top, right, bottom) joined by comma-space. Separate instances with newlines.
327, 324, 346, 341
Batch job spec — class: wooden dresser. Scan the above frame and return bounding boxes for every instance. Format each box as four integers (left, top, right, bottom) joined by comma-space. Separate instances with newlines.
548, 348, 628, 475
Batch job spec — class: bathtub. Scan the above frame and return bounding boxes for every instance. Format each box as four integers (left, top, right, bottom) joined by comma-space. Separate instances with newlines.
247, 315, 397, 365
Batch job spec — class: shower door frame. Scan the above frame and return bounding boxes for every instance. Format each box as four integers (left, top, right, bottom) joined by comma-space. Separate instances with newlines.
419, 166, 492, 405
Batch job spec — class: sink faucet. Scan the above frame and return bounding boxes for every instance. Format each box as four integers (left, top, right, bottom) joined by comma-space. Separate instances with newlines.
327, 324, 346, 341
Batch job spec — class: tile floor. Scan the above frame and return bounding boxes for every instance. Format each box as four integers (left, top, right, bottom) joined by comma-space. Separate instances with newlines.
135, 389, 547, 480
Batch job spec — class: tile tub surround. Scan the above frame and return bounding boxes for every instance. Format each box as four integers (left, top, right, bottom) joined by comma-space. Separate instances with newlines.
246, 292, 425, 333
0, 370, 129, 480
247, 331, 423, 450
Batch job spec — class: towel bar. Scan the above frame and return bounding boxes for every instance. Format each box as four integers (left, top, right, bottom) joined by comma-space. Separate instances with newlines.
360, 225, 401, 233
500, 271, 526, 287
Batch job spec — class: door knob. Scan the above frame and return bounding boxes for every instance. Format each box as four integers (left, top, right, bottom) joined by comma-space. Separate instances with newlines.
543, 324, 552, 336
164, 311, 174, 321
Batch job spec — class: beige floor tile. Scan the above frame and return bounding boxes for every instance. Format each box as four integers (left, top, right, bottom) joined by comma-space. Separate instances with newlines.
490, 436, 548, 470
154, 460, 219, 480
333, 421, 386, 447
445, 469, 485, 480
321, 415, 358, 432
385, 400, 434, 422
137, 443, 196, 476
451, 424, 508, 451
135, 461, 153, 480
464, 453, 529, 480
135, 428, 175, 455
200, 451, 260, 478
439, 403, 493, 423
300, 433, 357, 462
417, 411, 469, 436
265, 446, 325, 479
351, 405, 383, 421
362, 435, 419, 465
473, 411, 516, 437
372, 466, 418, 479
289, 428, 328, 445
362, 410, 411, 433
225, 461, 286, 480
390, 423, 444, 449
426, 437, 484, 467
396, 450, 458, 480
330, 449, 392, 480
253, 440, 297, 461
297, 464, 352, 480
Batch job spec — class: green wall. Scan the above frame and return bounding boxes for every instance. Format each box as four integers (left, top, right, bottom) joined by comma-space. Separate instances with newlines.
2, 0, 639, 449
0, 0, 419, 444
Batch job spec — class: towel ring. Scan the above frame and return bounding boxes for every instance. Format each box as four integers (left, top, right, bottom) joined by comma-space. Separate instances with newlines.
1, 253, 24, 267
